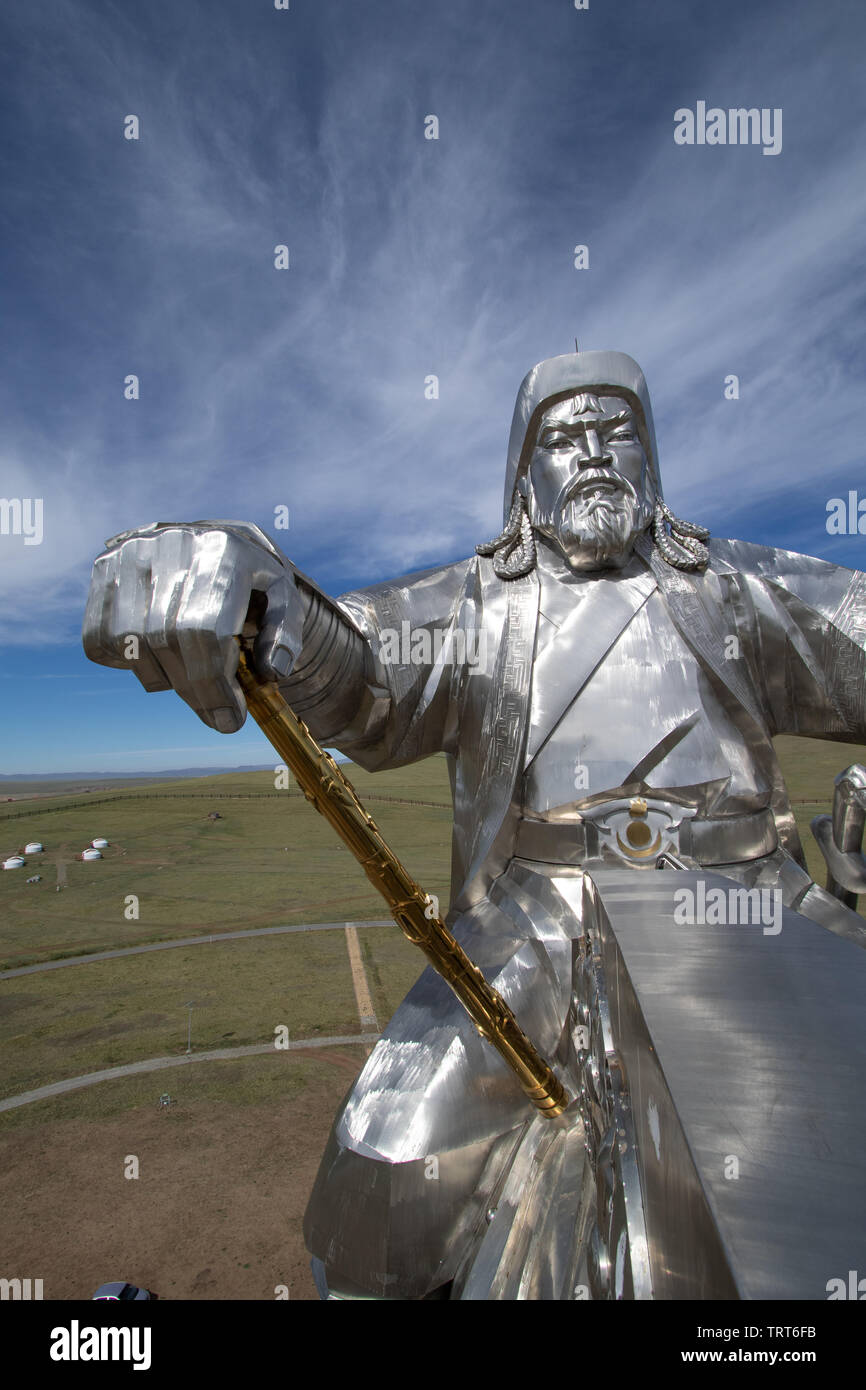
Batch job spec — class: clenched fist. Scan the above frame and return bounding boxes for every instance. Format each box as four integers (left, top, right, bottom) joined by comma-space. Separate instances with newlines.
82, 521, 307, 733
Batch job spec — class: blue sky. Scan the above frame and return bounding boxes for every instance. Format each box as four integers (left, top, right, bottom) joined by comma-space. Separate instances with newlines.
1, 0, 865, 773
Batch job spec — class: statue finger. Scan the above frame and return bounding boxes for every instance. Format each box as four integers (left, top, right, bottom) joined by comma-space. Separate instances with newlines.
171, 623, 246, 734
146, 538, 250, 730
252, 573, 306, 680
82, 554, 128, 669
112, 538, 174, 689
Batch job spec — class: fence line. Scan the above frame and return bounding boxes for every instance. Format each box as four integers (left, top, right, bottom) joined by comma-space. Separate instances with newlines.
0, 790, 451, 822
2, 789, 828, 826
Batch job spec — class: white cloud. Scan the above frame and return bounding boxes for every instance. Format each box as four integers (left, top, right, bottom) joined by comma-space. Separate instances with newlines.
2, 0, 864, 652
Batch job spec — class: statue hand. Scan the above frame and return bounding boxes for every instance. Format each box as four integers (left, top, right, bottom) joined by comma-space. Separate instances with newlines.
81, 521, 307, 732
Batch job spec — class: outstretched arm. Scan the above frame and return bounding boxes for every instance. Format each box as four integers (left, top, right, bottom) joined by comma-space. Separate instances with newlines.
83, 519, 472, 770
716, 540, 866, 740
287, 557, 476, 770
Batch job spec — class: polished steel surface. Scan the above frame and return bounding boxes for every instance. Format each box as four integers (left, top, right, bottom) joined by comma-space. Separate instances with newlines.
811, 764, 866, 905
581, 869, 866, 1300
82, 346, 866, 1299
235, 644, 568, 1117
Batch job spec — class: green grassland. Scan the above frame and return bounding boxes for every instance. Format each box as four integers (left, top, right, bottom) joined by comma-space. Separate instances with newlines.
0, 930, 418, 1102
0, 774, 182, 798
1, 738, 864, 1116
773, 734, 866, 889
0, 1041, 344, 1135
1, 739, 861, 970
0, 758, 454, 1109
0, 758, 453, 969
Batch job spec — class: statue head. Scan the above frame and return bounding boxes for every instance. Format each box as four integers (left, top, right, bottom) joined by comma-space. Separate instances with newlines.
520, 389, 655, 573
477, 349, 708, 578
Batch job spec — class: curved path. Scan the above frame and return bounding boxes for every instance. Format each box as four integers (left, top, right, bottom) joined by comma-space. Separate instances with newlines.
0, 1032, 381, 1113
1, 919, 392, 979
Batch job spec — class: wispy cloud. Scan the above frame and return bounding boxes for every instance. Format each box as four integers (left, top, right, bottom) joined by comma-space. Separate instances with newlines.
1, 0, 865, 771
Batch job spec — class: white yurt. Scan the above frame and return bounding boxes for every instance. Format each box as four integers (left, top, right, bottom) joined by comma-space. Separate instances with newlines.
3, 855, 26, 870
24, 841, 43, 854
81, 848, 103, 861
91, 838, 109, 849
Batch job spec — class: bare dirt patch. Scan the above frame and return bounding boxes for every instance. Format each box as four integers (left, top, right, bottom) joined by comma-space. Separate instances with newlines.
0, 1049, 366, 1301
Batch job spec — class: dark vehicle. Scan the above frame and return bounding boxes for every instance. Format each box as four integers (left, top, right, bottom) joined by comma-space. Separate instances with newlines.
91, 1282, 157, 1300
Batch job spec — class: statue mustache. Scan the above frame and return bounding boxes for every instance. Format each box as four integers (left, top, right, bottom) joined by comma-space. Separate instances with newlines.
557, 469, 638, 515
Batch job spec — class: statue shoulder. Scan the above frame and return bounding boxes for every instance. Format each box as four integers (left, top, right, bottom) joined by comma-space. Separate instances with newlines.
336, 555, 479, 630
707, 536, 861, 618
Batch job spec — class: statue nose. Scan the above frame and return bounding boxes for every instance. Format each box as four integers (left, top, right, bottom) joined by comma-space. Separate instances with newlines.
577, 429, 613, 467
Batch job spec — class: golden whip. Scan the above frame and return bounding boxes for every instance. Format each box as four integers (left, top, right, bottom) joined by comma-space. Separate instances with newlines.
235, 642, 569, 1117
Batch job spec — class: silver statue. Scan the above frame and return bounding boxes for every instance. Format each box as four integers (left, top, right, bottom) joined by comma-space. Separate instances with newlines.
83, 350, 866, 1300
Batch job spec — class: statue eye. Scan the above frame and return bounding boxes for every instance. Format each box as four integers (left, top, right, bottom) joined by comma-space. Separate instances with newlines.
608, 430, 636, 443
544, 434, 573, 450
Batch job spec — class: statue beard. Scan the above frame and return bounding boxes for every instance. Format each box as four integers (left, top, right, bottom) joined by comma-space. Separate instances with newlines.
531, 470, 654, 572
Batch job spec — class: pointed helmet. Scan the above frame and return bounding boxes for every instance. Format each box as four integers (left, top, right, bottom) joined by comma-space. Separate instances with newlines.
502, 349, 662, 525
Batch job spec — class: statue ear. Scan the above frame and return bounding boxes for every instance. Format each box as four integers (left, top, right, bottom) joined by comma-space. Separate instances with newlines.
516, 472, 529, 501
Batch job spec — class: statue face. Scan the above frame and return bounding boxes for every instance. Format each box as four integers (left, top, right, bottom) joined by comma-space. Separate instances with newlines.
521, 392, 654, 572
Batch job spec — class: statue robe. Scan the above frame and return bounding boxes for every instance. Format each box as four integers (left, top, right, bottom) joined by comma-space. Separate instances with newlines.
301, 536, 866, 1297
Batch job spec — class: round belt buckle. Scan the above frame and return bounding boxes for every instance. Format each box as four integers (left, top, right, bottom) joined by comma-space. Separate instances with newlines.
587, 798, 692, 864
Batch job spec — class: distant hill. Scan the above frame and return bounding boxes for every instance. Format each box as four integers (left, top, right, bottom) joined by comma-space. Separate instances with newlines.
0, 754, 348, 784
0, 765, 274, 783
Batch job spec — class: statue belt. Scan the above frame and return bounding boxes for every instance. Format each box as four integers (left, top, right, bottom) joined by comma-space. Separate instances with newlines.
513, 804, 778, 867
